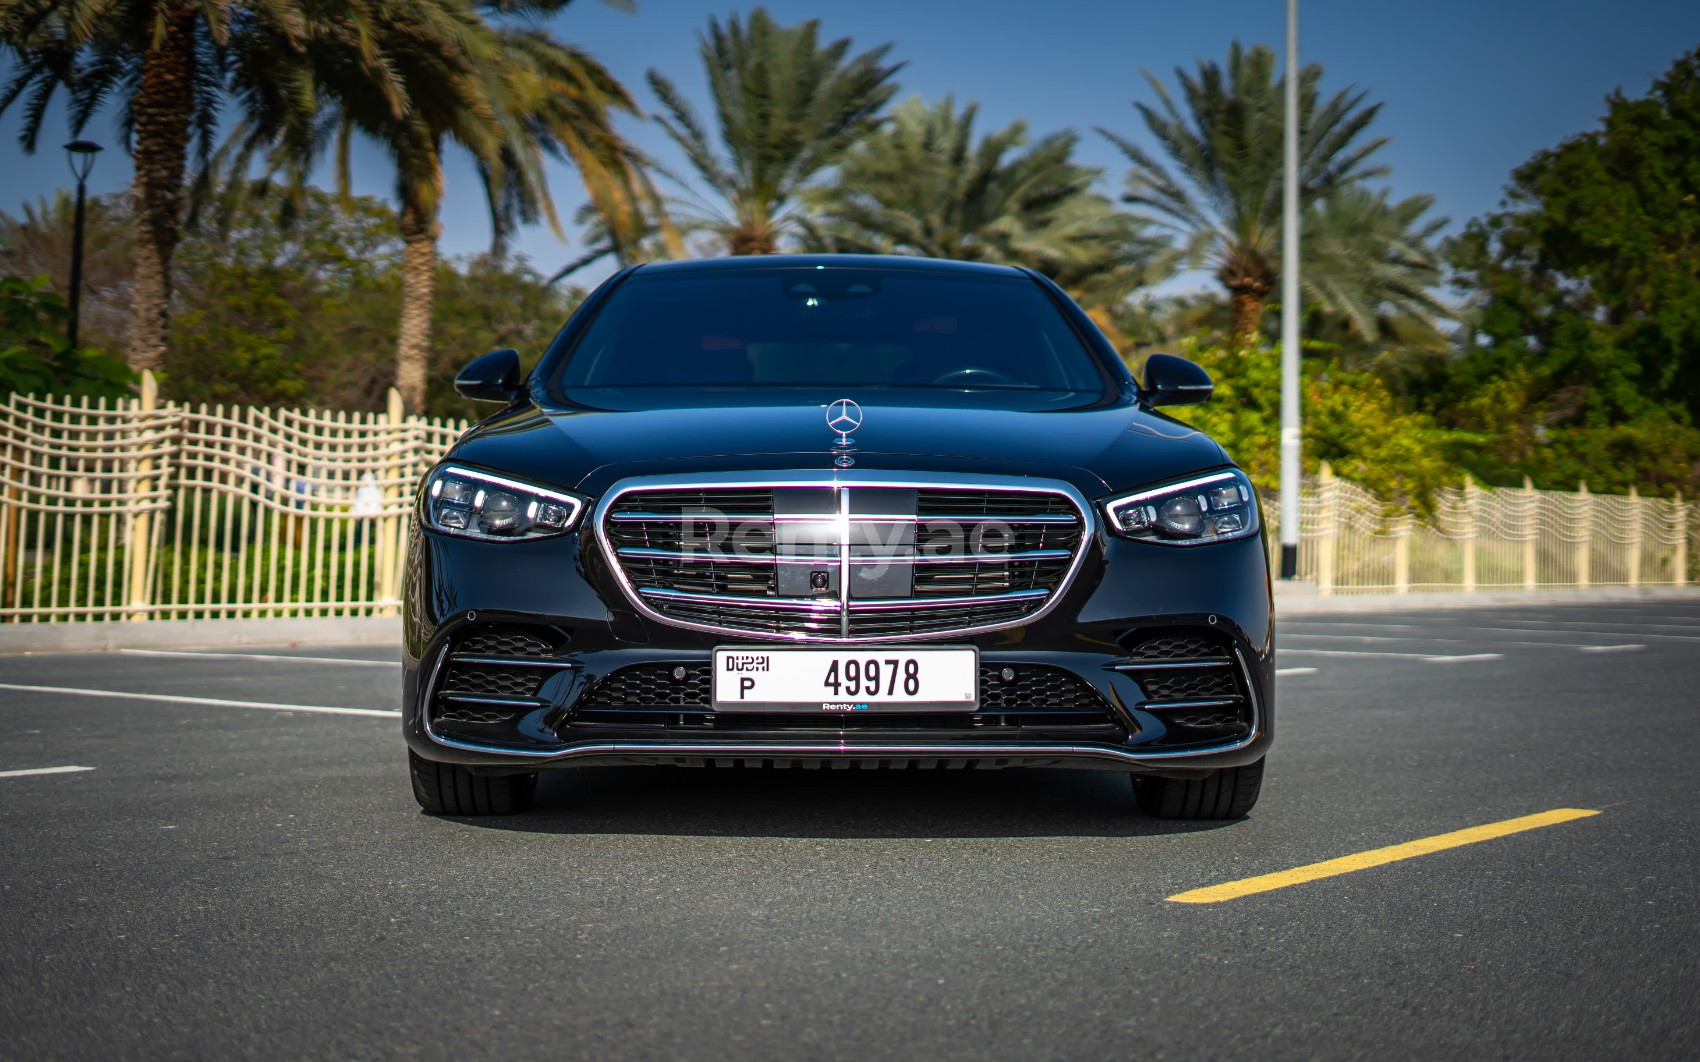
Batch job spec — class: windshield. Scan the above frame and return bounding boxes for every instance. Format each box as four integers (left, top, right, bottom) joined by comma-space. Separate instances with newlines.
547, 266, 1112, 409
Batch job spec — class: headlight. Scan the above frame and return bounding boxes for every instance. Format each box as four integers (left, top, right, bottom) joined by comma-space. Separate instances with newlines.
423, 464, 587, 541
1102, 469, 1260, 546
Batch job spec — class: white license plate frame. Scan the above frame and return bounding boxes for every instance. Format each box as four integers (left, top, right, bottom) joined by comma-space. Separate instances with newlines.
712, 646, 979, 713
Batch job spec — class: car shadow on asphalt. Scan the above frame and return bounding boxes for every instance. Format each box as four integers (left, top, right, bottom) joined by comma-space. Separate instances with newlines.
451, 766, 1240, 838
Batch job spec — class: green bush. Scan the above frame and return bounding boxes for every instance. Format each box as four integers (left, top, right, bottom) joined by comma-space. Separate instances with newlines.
1150, 337, 1463, 512
0, 274, 135, 398
18, 540, 381, 617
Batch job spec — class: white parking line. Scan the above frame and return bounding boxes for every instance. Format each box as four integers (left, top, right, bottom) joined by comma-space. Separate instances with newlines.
0, 682, 398, 718
1426, 625, 1700, 643
119, 648, 394, 667
1283, 632, 1473, 644
1464, 617, 1700, 632
1288, 621, 1700, 643
0, 765, 96, 779
1278, 648, 1504, 661
1275, 667, 1318, 676
1283, 632, 1644, 652
1279, 648, 1429, 657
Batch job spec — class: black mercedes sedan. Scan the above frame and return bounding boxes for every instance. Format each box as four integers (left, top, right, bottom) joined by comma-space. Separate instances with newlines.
402, 255, 1272, 819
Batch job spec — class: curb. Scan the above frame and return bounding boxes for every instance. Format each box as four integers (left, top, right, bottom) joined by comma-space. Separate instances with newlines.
0, 616, 401, 655
1273, 585, 1700, 614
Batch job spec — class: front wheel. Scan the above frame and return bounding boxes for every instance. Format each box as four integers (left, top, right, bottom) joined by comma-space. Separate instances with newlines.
1131, 759, 1264, 820
409, 751, 537, 815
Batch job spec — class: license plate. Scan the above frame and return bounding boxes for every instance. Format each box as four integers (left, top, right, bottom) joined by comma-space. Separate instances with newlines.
712, 647, 978, 712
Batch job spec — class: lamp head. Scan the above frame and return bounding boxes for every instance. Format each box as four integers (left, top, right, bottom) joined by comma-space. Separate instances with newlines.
64, 140, 104, 182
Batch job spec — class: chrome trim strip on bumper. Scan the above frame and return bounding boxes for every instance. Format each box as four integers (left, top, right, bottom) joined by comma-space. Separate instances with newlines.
608, 512, 1082, 525
636, 586, 1050, 612
593, 468, 1095, 645
436, 692, 548, 708
1139, 697, 1241, 710
447, 654, 578, 669
848, 589, 1048, 611
638, 588, 837, 611
615, 547, 1073, 565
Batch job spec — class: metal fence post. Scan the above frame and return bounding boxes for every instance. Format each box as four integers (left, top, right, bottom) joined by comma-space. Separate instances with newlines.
1627, 485, 1641, 589
124, 371, 159, 621
1, 432, 17, 616
377, 388, 405, 616
1523, 476, 1537, 590
1576, 480, 1590, 589
1462, 473, 1476, 592
1675, 491, 1688, 587
1394, 518, 1410, 594
1317, 461, 1335, 596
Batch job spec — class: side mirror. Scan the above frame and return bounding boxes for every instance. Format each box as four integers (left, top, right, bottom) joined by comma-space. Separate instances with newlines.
1140, 353, 1213, 407
454, 349, 524, 403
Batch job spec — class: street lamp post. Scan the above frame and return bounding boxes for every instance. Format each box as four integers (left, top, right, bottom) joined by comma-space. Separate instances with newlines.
1278, 0, 1302, 579
63, 139, 104, 350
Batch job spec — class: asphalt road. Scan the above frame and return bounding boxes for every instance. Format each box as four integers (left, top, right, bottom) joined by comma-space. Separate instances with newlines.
3, 600, 1698, 1060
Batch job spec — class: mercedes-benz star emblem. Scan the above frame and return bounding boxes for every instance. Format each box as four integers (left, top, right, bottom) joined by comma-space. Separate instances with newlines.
826, 398, 862, 440
826, 398, 861, 467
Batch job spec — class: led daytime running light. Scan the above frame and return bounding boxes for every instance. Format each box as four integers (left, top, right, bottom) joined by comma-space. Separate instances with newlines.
424, 464, 585, 542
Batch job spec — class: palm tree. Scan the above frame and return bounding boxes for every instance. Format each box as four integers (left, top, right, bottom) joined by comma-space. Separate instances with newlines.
646, 7, 902, 255
802, 96, 1170, 345
225, 2, 670, 410
546, 199, 677, 284
0, 1, 415, 374
1301, 185, 1449, 341
1097, 42, 1407, 344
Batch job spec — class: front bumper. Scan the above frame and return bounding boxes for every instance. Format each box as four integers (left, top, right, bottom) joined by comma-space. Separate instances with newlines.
401, 512, 1274, 776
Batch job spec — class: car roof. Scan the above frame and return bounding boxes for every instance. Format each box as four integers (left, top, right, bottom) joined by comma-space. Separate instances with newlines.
629, 253, 1029, 278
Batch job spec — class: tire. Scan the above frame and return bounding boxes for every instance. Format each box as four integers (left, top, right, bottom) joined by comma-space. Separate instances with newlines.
1131, 758, 1264, 820
409, 751, 537, 815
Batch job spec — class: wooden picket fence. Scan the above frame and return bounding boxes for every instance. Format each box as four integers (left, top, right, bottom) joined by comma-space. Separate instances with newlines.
2, 381, 1696, 622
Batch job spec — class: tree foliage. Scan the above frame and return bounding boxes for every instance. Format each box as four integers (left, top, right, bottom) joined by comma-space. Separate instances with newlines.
647, 6, 902, 255
801, 95, 1172, 319
1100, 42, 1446, 343
1157, 338, 1458, 511
1443, 47, 1700, 495
166, 184, 403, 408
0, 0, 419, 372
210, 0, 659, 412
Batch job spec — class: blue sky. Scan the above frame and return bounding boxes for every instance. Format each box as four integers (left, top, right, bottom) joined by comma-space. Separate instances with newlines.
3, 0, 1698, 293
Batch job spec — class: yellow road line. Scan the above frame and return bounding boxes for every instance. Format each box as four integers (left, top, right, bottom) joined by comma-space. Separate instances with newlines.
1167, 808, 1601, 904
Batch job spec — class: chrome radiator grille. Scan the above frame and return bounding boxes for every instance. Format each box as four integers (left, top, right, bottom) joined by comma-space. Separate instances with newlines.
601, 479, 1088, 642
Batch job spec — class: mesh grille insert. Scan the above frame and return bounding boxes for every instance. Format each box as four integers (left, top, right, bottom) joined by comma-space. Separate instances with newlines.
1124, 632, 1223, 661
581, 664, 712, 707
456, 626, 562, 657
1139, 669, 1238, 700
441, 665, 543, 698
434, 706, 517, 725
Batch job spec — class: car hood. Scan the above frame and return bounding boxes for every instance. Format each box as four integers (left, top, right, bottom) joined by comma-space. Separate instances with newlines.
445, 399, 1230, 499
